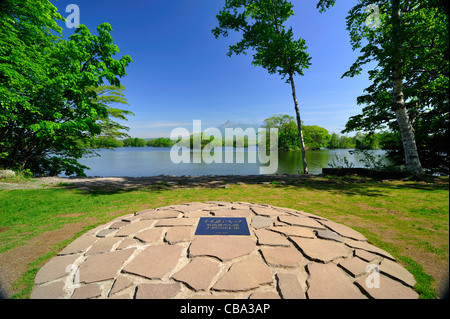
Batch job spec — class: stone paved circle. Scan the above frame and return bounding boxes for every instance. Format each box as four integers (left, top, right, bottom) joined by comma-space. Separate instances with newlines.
31, 202, 419, 299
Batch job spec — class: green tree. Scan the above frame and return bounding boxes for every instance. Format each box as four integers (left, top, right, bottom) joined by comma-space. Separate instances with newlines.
353, 132, 381, 150
88, 137, 124, 149
87, 85, 134, 141
328, 133, 340, 149
123, 138, 146, 147
0, 0, 132, 176
302, 125, 331, 150
321, 0, 448, 175
147, 138, 176, 147
339, 135, 356, 149
212, 0, 312, 173
263, 114, 300, 150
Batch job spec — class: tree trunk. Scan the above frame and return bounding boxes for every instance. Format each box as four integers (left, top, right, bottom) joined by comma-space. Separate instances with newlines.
392, 72, 424, 175
391, 0, 424, 176
289, 72, 308, 174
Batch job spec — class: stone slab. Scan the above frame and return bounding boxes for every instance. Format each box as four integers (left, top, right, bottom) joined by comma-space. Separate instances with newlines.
249, 291, 280, 299
212, 256, 273, 291
71, 283, 102, 299
270, 226, 316, 238
134, 228, 164, 243
138, 210, 182, 220
109, 221, 129, 229
345, 240, 396, 261
85, 237, 122, 255
211, 209, 253, 218
306, 263, 366, 299
189, 236, 255, 261
30, 281, 66, 299
175, 203, 213, 213
114, 220, 155, 237
165, 227, 193, 244
379, 258, 416, 287
355, 249, 379, 263
254, 228, 291, 247
355, 275, 419, 299
291, 238, 352, 263
155, 218, 197, 227
122, 245, 182, 279
109, 276, 134, 296
316, 229, 345, 242
115, 238, 139, 251
339, 257, 370, 277
79, 248, 136, 284
58, 236, 97, 256
251, 207, 285, 217
276, 273, 305, 299
278, 215, 326, 230
35, 254, 80, 284
251, 216, 273, 229
260, 246, 302, 268
172, 258, 221, 291
96, 229, 116, 238
135, 283, 181, 299
319, 219, 367, 241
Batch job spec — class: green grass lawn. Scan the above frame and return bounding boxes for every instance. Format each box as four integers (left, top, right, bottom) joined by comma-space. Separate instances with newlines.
0, 177, 448, 299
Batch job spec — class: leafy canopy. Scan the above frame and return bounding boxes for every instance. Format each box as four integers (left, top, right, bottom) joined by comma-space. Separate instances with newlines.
340, 0, 448, 175
0, 0, 133, 176
212, 0, 311, 79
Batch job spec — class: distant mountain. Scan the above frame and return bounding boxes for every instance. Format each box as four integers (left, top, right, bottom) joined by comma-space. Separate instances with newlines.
217, 120, 238, 129
206, 120, 260, 132
205, 120, 262, 141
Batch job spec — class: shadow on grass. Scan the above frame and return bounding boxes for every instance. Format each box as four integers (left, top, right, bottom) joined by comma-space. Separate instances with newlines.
55, 174, 449, 198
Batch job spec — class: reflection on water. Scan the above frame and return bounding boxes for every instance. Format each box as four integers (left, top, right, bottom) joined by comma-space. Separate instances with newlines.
73, 147, 389, 177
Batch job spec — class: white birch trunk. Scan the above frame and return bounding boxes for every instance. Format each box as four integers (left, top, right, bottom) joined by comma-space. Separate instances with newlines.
391, 0, 424, 175
393, 74, 424, 175
289, 73, 308, 174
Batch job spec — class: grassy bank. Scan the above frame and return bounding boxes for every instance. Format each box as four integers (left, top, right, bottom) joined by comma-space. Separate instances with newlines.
0, 176, 448, 299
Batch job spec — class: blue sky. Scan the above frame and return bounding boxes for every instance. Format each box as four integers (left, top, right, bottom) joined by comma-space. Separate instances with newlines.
51, 0, 372, 138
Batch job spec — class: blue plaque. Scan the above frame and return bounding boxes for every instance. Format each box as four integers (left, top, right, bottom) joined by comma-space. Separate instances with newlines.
195, 217, 250, 236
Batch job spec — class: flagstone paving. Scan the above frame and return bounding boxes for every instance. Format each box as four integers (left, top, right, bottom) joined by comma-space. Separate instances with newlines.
31, 202, 419, 299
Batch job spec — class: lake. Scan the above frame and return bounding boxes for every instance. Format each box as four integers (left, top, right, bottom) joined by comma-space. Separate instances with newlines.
72, 147, 390, 177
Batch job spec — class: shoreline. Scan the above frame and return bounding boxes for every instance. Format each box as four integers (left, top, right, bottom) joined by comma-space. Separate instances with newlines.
1, 173, 447, 191
0, 174, 316, 190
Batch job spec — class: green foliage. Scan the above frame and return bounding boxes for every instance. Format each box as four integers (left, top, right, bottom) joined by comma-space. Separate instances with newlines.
328, 155, 355, 169
0, 0, 132, 176
213, 0, 312, 172
350, 149, 399, 171
262, 114, 395, 152
87, 85, 134, 140
353, 132, 381, 150
212, 0, 311, 80
123, 138, 146, 147
328, 133, 357, 149
147, 138, 176, 148
263, 114, 336, 150
303, 125, 331, 150
263, 114, 300, 150
331, 0, 449, 175
316, 0, 336, 13
88, 137, 124, 149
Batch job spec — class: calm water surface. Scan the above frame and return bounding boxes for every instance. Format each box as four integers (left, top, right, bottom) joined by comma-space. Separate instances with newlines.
73, 147, 389, 177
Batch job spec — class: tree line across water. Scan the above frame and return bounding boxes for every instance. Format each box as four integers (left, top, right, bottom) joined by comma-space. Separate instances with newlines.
87, 114, 388, 151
